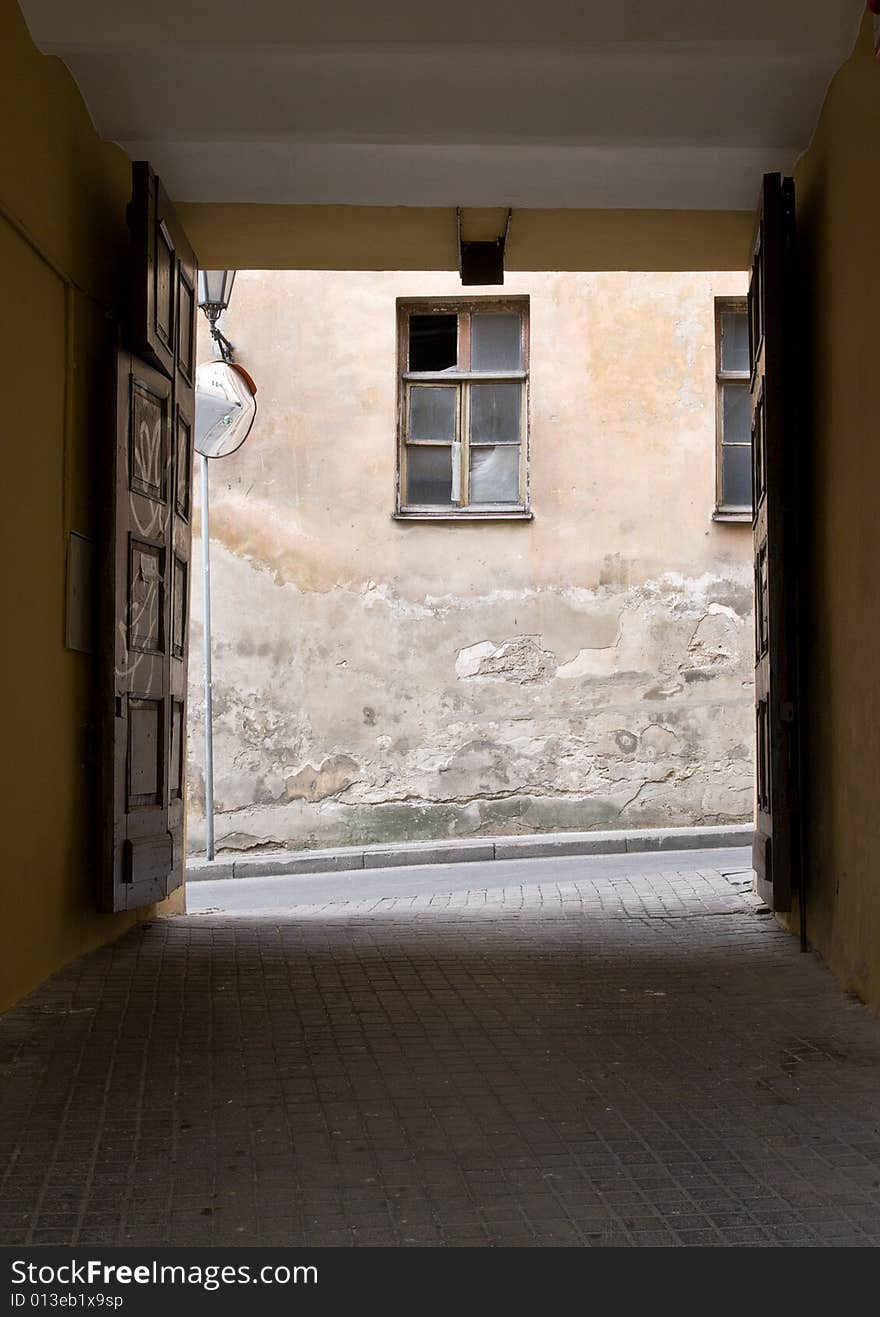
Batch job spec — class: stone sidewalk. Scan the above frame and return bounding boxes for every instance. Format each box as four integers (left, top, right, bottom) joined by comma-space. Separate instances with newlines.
187, 823, 754, 882
2, 849, 880, 1248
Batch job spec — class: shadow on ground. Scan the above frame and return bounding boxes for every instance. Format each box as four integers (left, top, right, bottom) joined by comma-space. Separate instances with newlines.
1, 858, 879, 1247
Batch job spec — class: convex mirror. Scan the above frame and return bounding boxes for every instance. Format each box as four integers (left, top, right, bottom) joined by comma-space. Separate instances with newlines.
195, 360, 257, 458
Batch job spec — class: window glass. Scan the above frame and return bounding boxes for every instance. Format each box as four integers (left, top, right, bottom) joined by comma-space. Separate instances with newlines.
721, 444, 752, 508
470, 382, 521, 444
469, 446, 520, 503
722, 385, 750, 446
471, 314, 522, 372
721, 311, 750, 374
409, 386, 457, 442
406, 445, 454, 505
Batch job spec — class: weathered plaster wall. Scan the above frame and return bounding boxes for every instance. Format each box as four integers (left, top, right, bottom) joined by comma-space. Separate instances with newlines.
790, 16, 880, 1009
187, 268, 753, 854
0, 0, 183, 1013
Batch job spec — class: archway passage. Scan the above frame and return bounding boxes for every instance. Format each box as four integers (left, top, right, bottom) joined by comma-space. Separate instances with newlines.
6, 0, 880, 1261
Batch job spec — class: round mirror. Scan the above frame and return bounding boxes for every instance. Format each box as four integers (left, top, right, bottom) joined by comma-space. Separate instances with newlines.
195, 360, 257, 458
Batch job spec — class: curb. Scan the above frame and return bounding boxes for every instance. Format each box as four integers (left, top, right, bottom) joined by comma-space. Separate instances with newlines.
187, 824, 753, 883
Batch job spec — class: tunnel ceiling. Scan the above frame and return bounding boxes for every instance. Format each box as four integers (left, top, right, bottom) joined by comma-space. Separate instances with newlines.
18, 0, 865, 208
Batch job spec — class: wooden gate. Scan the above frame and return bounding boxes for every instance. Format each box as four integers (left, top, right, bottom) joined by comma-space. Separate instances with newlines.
98, 163, 197, 912
750, 173, 802, 914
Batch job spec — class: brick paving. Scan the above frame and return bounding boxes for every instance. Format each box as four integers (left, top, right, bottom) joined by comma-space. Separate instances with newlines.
2, 852, 880, 1248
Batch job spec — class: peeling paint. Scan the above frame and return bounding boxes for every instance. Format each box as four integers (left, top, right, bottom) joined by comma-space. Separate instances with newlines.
285, 755, 360, 802
461, 636, 557, 684
455, 641, 497, 679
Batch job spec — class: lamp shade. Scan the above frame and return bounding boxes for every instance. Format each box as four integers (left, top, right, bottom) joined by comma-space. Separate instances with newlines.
197, 269, 236, 309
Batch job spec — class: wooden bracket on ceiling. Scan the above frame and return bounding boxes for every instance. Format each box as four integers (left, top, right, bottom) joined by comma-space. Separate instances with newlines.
457, 208, 512, 286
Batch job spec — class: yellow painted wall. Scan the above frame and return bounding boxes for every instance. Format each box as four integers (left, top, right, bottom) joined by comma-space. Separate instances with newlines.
792, 16, 880, 1008
179, 204, 755, 274
0, 0, 183, 1014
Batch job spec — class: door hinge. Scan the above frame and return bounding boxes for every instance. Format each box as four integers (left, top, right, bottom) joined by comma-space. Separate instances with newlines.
115, 694, 126, 719
780, 701, 795, 723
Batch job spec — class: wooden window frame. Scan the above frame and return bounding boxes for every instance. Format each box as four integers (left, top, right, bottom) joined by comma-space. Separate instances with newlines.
713, 296, 752, 522
395, 296, 531, 521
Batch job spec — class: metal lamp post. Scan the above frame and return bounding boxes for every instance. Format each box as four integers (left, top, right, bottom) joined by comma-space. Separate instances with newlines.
195, 270, 257, 861
199, 444, 215, 858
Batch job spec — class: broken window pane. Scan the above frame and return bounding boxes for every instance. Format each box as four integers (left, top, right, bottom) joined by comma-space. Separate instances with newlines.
721, 311, 750, 374
722, 384, 750, 446
470, 382, 521, 443
471, 313, 522, 372
409, 314, 457, 372
409, 386, 457, 442
406, 444, 454, 505
469, 445, 521, 504
721, 443, 752, 509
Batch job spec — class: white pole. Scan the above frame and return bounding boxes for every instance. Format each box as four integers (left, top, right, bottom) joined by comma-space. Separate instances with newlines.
200, 453, 216, 861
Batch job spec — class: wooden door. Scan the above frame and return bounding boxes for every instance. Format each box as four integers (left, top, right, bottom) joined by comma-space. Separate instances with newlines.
750, 173, 801, 913
98, 163, 196, 912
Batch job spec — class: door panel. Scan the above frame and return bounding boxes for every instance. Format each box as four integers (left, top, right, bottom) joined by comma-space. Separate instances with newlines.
100, 352, 174, 910
750, 173, 801, 912
128, 163, 198, 389
100, 163, 197, 913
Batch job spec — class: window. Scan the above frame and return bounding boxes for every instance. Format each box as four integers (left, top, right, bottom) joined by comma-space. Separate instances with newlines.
714, 298, 752, 518
396, 298, 530, 518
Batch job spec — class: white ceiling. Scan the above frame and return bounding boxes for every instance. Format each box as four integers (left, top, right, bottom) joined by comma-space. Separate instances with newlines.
19, 0, 865, 208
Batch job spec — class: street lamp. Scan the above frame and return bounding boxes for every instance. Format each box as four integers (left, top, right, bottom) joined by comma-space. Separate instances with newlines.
195, 270, 257, 861
197, 269, 237, 361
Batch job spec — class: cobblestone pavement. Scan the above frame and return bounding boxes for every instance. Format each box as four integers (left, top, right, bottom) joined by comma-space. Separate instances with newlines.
2, 849, 880, 1248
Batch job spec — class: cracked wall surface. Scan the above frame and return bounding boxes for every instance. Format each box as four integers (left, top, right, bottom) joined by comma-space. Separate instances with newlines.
186, 269, 753, 854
